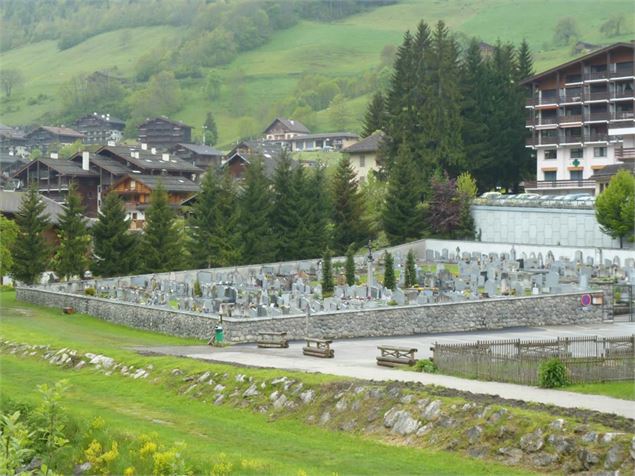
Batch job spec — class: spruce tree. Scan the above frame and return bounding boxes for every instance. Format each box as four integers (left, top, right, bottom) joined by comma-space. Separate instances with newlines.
383, 143, 424, 245
383, 251, 395, 291
142, 182, 184, 273
344, 246, 356, 286
404, 249, 417, 287
321, 248, 334, 295
302, 165, 330, 259
331, 156, 369, 255
239, 158, 277, 264
213, 169, 243, 266
516, 39, 534, 81
92, 192, 139, 277
52, 183, 91, 280
204, 112, 218, 146
361, 91, 386, 138
11, 185, 50, 285
272, 151, 302, 261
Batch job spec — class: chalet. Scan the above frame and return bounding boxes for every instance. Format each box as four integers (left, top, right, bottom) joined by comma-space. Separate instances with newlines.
108, 174, 199, 230
12, 157, 100, 216
222, 140, 285, 179
288, 132, 359, 152
137, 116, 192, 149
263, 117, 310, 142
74, 113, 125, 145
0, 123, 27, 156
341, 131, 385, 181
522, 41, 634, 195
170, 143, 224, 170
24, 126, 85, 155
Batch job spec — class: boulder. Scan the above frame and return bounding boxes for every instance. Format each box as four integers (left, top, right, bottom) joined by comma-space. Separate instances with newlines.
242, 384, 259, 398
466, 425, 483, 444
300, 390, 314, 404
520, 429, 544, 453
421, 400, 442, 421
498, 447, 523, 465
389, 410, 420, 436
604, 445, 625, 469
530, 452, 558, 467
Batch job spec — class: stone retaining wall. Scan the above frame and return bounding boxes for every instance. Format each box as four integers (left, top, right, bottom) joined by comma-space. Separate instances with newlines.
16, 288, 606, 343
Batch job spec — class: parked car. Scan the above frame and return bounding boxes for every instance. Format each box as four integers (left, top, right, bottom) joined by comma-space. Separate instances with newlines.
515, 193, 541, 200
562, 193, 591, 201
480, 191, 502, 199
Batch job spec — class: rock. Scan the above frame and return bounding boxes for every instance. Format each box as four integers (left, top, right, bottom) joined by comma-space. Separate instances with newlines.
89, 355, 114, 368
497, 425, 514, 439
270, 391, 280, 401
582, 432, 598, 443
520, 429, 544, 453
530, 452, 558, 467
334, 392, 345, 400
400, 394, 414, 404
601, 432, 624, 444
416, 423, 434, 436
183, 384, 197, 394
367, 407, 381, 423
547, 434, 573, 455
271, 377, 288, 385
467, 447, 488, 459
214, 384, 225, 392
604, 445, 625, 469
73, 462, 92, 475
384, 409, 419, 436
235, 374, 245, 383
498, 447, 523, 465
462, 402, 477, 412
300, 390, 314, 404
243, 384, 259, 398
421, 400, 442, 421
291, 383, 303, 394
549, 418, 565, 431
198, 371, 211, 382
466, 426, 483, 444
335, 399, 347, 412
488, 408, 508, 424
578, 449, 600, 469
445, 439, 459, 450
319, 411, 331, 425
368, 388, 384, 399
74, 361, 86, 370
351, 400, 361, 412
630, 436, 635, 460
339, 419, 357, 431
387, 386, 401, 399
437, 416, 456, 429
214, 395, 224, 405
132, 369, 148, 379
273, 394, 287, 410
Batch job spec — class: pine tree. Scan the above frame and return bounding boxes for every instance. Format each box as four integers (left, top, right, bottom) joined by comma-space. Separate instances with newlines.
383, 143, 424, 245
272, 151, 303, 261
516, 39, 534, 81
239, 158, 277, 264
595, 170, 635, 248
11, 185, 50, 285
321, 248, 334, 295
331, 156, 369, 255
404, 249, 417, 287
204, 112, 218, 146
361, 91, 386, 138
344, 246, 355, 286
142, 182, 184, 273
92, 193, 139, 277
383, 251, 395, 290
301, 164, 330, 259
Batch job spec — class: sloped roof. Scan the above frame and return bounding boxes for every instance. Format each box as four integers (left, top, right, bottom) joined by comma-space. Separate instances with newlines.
175, 143, 223, 156
14, 158, 98, 177
70, 153, 131, 176
76, 113, 125, 126
31, 126, 85, 138
590, 162, 635, 181
118, 174, 200, 193
291, 132, 359, 141
342, 131, 385, 154
263, 117, 310, 134
0, 190, 67, 224
97, 145, 202, 174
139, 116, 193, 129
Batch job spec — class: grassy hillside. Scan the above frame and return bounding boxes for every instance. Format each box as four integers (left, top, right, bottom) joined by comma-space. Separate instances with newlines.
1, 0, 633, 146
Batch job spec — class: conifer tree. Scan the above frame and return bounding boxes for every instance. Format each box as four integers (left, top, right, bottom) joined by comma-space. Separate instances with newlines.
344, 246, 355, 286
204, 112, 218, 146
383, 251, 395, 291
11, 185, 50, 285
92, 192, 139, 277
321, 248, 334, 295
272, 151, 302, 261
383, 143, 424, 245
516, 39, 534, 81
404, 249, 417, 287
331, 156, 369, 255
362, 91, 386, 138
302, 165, 331, 259
239, 158, 277, 264
142, 182, 184, 273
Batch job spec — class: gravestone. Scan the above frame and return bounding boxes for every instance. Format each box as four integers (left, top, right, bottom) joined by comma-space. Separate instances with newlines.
484, 280, 496, 297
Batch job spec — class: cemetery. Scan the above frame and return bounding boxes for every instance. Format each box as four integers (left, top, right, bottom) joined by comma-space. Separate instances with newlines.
16, 242, 634, 342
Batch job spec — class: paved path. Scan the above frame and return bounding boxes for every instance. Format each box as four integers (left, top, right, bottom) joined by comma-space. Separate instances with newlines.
139, 322, 635, 419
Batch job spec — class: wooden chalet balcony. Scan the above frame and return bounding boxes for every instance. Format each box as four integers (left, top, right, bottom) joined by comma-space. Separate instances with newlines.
586, 133, 609, 142
539, 136, 559, 145
585, 71, 608, 81
615, 147, 635, 160
613, 89, 635, 99
559, 114, 583, 124
561, 93, 583, 103
524, 179, 596, 190
611, 67, 635, 78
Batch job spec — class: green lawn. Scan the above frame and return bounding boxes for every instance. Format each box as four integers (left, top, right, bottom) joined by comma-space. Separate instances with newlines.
0, 289, 537, 475
1, 0, 633, 145
565, 381, 635, 401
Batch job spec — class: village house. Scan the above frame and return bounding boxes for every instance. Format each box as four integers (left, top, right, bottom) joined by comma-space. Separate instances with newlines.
170, 143, 224, 170
108, 174, 199, 230
263, 117, 310, 142
24, 126, 85, 155
341, 131, 385, 181
137, 116, 193, 149
591, 124, 635, 193
0, 123, 27, 156
288, 132, 359, 152
222, 140, 285, 179
74, 112, 125, 145
523, 41, 634, 195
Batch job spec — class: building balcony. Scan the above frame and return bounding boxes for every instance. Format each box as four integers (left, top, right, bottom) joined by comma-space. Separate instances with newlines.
587, 112, 610, 122
585, 91, 609, 101
585, 71, 608, 81
615, 147, 635, 161
586, 133, 609, 142
559, 114, 583, 124
613, 111, 635, 121
613, 89, 635, 99
524, 179, 596, 191
611, 68, 635, 79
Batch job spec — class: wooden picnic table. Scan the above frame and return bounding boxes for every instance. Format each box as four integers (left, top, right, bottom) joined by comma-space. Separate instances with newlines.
256, 331, 289, 348
303, 337, 334, 358
376, 345, 418, 367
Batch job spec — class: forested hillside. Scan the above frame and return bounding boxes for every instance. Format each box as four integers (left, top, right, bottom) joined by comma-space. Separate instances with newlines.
0, 0, 633, 146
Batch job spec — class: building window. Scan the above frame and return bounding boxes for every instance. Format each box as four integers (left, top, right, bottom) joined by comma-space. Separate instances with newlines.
570, 170, 583, 180
132, 213, 138, 220
359, 155, 366, 167
570, 148, 583, 159
543, 171, 557, 181
593, 147, 607, 157
544, 149, 557, 160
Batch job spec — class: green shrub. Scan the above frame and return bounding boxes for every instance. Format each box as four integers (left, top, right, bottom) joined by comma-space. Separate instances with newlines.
538, 358, 568, 388
414, 359, 437, 373
84, 288, 96, 296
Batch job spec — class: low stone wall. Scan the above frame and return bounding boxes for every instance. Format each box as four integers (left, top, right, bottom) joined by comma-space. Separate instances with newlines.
17, 287, 606, 343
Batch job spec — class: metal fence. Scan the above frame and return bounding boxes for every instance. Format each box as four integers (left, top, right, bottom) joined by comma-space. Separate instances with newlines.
432, 335, 635, 385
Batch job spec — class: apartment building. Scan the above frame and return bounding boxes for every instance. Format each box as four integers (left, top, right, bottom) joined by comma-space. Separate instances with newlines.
523, 42, 634, 195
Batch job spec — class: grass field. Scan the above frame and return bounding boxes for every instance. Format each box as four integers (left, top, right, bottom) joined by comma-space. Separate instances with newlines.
566, 381, 635, 401
1, 0, 633, 146
0, 289, 538, 474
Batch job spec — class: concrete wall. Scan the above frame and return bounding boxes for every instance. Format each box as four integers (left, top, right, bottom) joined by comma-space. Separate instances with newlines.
17, 287, 605, 343
471, 205, 626, 249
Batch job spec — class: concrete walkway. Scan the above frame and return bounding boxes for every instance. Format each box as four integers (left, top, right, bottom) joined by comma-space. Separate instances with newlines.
138, 322, 635, 419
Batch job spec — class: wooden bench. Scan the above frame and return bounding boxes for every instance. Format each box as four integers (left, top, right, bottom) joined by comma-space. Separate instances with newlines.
62, 307, 75, 315
377, 345, 418, 367
303, 337, 334, 358
257, 332, 289, 348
